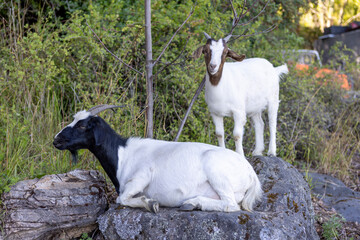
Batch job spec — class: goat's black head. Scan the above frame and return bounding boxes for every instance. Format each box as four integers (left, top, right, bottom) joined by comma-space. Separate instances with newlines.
53, 105, 123, 163
193, 32, 245, 85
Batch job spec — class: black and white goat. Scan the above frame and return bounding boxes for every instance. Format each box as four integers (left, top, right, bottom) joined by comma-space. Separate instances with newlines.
53, 105, 262, 213
194, 33, 289, 157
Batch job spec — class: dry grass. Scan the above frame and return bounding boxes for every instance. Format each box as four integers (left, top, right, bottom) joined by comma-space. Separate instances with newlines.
316, 102, 360, 184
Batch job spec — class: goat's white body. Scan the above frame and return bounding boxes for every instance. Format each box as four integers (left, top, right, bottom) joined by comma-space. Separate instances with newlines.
116, 138, 261, 212
205, 58, 288, 157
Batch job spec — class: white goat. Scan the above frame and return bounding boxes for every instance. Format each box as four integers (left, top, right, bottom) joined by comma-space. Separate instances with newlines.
194, 32, 289, 157
53, 105, 262, 213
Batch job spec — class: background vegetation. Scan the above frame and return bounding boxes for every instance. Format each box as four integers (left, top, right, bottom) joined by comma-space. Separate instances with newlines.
0, 0, 359, 212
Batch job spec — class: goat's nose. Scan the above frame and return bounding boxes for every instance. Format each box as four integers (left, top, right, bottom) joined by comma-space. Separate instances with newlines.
53, 138, 63, 149
209, 63, 217, 70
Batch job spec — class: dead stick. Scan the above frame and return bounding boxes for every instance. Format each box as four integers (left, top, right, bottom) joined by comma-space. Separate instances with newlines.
174, 76, 206, 142
85, 21, 143, 76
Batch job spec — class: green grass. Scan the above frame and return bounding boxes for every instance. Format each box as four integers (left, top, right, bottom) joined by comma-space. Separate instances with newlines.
322, 215, 345, 240
0, 0, 359, 198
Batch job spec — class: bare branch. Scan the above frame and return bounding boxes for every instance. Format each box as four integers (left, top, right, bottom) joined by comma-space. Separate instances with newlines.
229, 0, 257, 35
238, 0, 247, 20
238, 0, 270, 27
230, 24, 277, 42
85, 21, 143, 76
153, 7, 194, 66
174, 76, 206, 142
229, 0, 238, 25
154, 36, 190, 78
228, 0, 270, 36
239, 0, 258, 19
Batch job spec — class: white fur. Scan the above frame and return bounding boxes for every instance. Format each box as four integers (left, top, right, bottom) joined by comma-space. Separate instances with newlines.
209, 40, 225, 74
54, 110, 90, 138
115, 138, 262, 212
205, 53, 288, 157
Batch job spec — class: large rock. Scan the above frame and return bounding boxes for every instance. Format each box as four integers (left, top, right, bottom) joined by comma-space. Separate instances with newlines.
2, 169, 108, 240
98, 156, 319, 240
305, 172, 360, 223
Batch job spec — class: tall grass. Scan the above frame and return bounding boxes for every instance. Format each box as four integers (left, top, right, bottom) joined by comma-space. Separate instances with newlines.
0, 1, 359, 197
276, 60, 360, 183
318, 102, 360, 178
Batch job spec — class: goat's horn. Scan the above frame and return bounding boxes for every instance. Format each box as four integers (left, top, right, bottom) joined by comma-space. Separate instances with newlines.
88, 104, 124, 116
203, 32, 212, 40
223, 35, 232, 43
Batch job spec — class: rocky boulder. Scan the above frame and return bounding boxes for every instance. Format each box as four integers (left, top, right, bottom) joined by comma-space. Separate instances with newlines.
1, 169, 108, 240
306, 172, 360, 223
98, 156, 319, 240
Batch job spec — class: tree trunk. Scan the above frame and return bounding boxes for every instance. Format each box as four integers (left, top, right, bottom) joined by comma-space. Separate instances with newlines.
145, 0, 154, 138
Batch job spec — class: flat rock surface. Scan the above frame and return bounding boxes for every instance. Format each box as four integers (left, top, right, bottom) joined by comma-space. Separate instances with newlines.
306, 172, 360, 223
98, 156, 319, 240
2, 169, 108, 240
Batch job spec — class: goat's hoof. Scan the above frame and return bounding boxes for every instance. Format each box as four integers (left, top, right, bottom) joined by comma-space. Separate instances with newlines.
252, 151, 263, 156
179, 203, 198, 211
267, 153, 276, 157
116, 205, 126, 210
148, 200, 159, 213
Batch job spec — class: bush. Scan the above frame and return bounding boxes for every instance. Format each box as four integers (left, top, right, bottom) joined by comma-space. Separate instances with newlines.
0, 0, 358, 196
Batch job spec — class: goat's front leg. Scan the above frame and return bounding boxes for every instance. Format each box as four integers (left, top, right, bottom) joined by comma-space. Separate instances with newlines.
233, 111, 246, 158
116, 169, 159, 213
211, 114, 225, 148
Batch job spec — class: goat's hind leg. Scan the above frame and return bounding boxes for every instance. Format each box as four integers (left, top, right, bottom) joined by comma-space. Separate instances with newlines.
116, 170, 159, 213
251, 112, 264, 156
182, 157, 239, 212
267, 99, 279, 156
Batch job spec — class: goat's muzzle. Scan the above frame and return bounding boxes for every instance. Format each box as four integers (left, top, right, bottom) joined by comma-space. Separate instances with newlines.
53, 137, 79, 164
53, 137, 66, 150
209, 64, 217, 73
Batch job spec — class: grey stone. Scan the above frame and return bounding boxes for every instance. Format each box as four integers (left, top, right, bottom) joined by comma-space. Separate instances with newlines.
306, 172, 360, 223
2, 169, 108, 240
98, 156, 319, 240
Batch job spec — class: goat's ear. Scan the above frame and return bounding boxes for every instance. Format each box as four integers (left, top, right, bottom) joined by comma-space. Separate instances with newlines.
193, 45, 205, 59
227, 50, 245, 62
91, 117, 105, 146
94, 129, 105, 146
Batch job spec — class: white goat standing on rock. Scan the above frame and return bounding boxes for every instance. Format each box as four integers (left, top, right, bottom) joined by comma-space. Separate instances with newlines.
194, 32, 289, 157
53, 105, 262, 213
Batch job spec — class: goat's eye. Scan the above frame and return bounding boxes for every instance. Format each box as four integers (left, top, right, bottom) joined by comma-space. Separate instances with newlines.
77, 125, 86, 130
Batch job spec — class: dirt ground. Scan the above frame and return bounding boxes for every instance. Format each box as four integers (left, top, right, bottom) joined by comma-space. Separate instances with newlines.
312, 196, 360, 239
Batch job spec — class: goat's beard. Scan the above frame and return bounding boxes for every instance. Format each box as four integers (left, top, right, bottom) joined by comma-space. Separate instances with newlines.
70, 150, 78, 164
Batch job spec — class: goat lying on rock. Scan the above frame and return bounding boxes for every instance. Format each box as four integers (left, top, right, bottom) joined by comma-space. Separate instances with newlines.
194, 32, 289, 157
53, 105, 262, 213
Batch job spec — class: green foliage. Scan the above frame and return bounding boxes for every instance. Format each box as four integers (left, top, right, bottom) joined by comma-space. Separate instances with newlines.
80, 232, 93, 240
0, 0, 358, 197
303, 169, 314, 191
273, 43, 360, 182
322, 215, 345, 240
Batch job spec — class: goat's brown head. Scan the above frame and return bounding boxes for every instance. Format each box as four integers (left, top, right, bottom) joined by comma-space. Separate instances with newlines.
193, 32, 245, 85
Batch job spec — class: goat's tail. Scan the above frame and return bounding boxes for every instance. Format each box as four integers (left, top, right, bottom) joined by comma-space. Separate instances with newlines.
275, 64, 289, 77
241, 171, 262, 212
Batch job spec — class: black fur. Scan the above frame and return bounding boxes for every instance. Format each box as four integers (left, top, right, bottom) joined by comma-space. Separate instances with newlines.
53, 116, 127, 193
